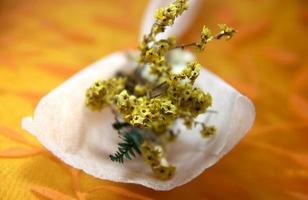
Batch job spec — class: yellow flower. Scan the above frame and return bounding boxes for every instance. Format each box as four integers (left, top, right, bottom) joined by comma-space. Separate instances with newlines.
145, 48, 160, 63
85, 77, 126, 111
217, 24, 236, 40
152, 165, 176, 180
140, 141, 162, 167
201, 26, 213, 41
134, 84, 147, 96
200, 125, 216, 137
181, 61, 201, 84
141, 140, 176, 180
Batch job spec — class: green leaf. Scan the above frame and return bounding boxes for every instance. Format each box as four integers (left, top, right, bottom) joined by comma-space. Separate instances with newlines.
124, 152, 131, 160
109, 128, 144, 164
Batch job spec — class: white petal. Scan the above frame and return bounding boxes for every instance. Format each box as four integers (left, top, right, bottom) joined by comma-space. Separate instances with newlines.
22, 52, 255, 191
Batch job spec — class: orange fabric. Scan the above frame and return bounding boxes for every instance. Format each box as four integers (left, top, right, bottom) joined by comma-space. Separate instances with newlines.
0, 0, 307, 199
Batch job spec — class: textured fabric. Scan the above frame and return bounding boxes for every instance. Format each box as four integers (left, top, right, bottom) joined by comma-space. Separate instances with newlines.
0, 0, 307, 199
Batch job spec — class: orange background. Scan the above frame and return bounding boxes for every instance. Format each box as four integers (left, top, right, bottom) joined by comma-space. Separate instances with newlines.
0, 0, 308, 199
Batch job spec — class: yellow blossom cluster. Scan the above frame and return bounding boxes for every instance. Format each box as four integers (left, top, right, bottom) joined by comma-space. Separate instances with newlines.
84, 0, 236, 180
139, 0, 187, 78
134, 84, 147, 96
195, 24, 236, 51
216, 24, 236, 40
152, 0, 188, 39
200, 125, 216, 138
139, 37, 176, 77
85, 77, 126, 111
196, 26, 213, 51
141, 141, 176, 180
114, 90, 178, 133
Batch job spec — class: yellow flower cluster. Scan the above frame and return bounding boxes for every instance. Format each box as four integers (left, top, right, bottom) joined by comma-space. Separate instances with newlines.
114, 90, 178, 133
85, 77, 126, 111
134, 84, 147, 96
139, 0, 187, 78
200, 125, 216, 138
195, 24, 236, 51
139, 37, 176, 77
196, 26, 213, 51
141, 141, 176, 180
154, 0, 188, 27
166, 61, 212, 126
216, 24, 236, 40
141, 0, 188, 43
85, 0, 234, 180
177, 61, 201, 84
167, 83, 212, 119
110, 60, 212, 133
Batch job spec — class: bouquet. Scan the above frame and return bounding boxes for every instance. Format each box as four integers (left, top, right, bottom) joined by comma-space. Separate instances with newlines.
22, 0, 255, 190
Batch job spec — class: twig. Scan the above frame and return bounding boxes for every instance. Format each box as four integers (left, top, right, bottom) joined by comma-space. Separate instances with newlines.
172, 42, 197, 50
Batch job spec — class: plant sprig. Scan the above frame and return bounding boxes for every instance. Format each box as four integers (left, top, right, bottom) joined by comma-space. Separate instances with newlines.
86, 0, 233, 180
173, 24, 236, 51
109, 129, 143, 163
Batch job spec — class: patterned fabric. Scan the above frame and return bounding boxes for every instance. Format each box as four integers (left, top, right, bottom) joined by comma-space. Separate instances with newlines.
0, 0, 307, 199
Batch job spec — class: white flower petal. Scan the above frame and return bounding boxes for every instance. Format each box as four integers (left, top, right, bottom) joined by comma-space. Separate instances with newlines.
22, 51, 255, 191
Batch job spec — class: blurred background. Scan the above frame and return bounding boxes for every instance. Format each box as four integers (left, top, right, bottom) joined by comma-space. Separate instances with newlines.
0, 0, 307, 199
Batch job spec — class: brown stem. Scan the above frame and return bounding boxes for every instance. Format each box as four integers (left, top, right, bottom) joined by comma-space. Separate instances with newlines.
172, 42, 197, 49
148, 81, 168, 98
215, 32, 225, 40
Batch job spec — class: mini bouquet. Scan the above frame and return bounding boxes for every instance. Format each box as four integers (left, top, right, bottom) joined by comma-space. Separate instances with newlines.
22, 0, 255, 190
